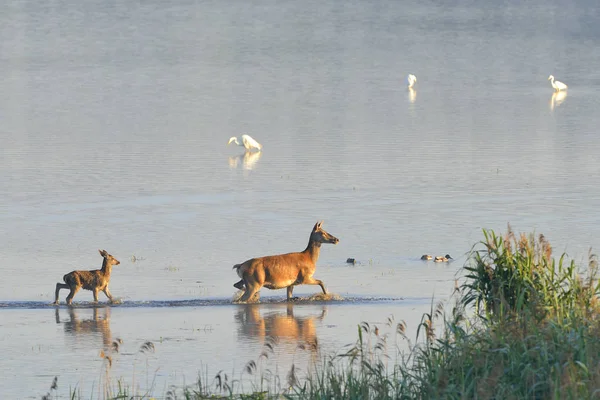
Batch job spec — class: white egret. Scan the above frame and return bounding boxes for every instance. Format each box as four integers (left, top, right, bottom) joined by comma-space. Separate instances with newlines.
548, 75, 567, 92
407, 74, 417, 89
228, 134, 262, 151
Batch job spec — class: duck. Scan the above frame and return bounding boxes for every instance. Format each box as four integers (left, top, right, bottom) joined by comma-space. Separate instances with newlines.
420, 254, 433, 260
434, 254, 453, 263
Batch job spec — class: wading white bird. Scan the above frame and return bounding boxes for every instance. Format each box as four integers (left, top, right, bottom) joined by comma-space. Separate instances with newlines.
228, 134, 262, 151
548, 75, 567, 92
407, 74, 417, 89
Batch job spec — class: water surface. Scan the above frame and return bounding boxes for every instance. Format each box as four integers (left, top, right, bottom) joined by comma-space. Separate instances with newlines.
2, 0, 600, 397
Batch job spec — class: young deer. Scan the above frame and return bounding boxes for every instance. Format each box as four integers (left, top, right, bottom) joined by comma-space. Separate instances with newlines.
53, 250, 120, 305
233, 221, 339, 302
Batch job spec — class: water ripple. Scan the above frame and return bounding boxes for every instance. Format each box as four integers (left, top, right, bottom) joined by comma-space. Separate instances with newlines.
0, 295, 417, 310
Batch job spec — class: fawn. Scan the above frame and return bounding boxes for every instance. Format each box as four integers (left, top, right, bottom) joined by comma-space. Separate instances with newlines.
54, 249, 120, 305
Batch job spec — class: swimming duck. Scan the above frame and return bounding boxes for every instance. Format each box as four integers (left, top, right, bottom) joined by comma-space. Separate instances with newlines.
434, 254, 453, 262
420, 254, 433, 260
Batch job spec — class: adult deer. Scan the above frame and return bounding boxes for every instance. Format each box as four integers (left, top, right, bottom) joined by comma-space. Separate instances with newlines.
53, 250, 120, 305
233, 221, 339, 302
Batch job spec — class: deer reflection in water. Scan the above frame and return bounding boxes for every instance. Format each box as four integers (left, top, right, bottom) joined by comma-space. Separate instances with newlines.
235, 304, 326, 358
55, 307, 113, 350
228, 150, 262, 171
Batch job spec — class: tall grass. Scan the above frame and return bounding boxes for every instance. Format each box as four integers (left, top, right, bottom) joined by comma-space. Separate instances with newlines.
283, 228, 600, 399
461, 227, 600, 322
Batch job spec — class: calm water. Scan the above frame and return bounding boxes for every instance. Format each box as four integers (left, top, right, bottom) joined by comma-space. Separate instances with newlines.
2, 0, 600, 397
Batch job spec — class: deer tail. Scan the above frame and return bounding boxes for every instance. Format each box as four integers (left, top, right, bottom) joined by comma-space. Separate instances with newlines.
232, 263, 244, 278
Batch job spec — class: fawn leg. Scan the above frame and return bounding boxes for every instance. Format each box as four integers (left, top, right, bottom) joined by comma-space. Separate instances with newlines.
54, 283, 69, 305
66, 286, 80, 305
103, 288, 114, 303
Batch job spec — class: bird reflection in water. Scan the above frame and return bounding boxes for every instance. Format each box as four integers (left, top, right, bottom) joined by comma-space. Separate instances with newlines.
228, 150, 262, 171
408, 87, 417, 104
235, 304, 326, 356
550, 90, 567, 111
406, 73, 417, 105
55, 307, 113, 350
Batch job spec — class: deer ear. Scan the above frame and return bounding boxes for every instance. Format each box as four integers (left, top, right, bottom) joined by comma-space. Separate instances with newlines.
99, 249, 107, 257
316, 221, 323, 230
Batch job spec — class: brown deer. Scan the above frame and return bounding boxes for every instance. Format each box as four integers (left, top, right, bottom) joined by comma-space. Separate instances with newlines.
53, 250, 120, 305
233, 221, 339, 302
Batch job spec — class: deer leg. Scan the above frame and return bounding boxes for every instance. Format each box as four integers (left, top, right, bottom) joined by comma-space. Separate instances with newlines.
302, 277, 328, 295
54, 283, 69, 305
66, 286, 81, 305
287, 285, 295, 300
240, 283, 261, 303
103, 288, 114, 303
92, 289, 99, 303
233, 279, 245, 290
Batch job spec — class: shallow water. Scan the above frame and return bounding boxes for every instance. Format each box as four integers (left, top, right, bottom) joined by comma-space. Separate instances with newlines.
2, 0, 600, 397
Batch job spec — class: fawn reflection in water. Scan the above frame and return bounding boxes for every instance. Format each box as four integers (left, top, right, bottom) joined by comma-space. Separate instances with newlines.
235, 304, 326, 357
55, 307, 113, 350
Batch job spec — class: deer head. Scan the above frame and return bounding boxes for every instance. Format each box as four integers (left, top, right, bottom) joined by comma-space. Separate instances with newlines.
310, 221, 339, 245
99, 249, 120, 266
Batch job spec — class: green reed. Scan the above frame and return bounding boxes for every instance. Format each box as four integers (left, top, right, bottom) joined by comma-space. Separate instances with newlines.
284, 228, 600, 399
461, 227, 600, 323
